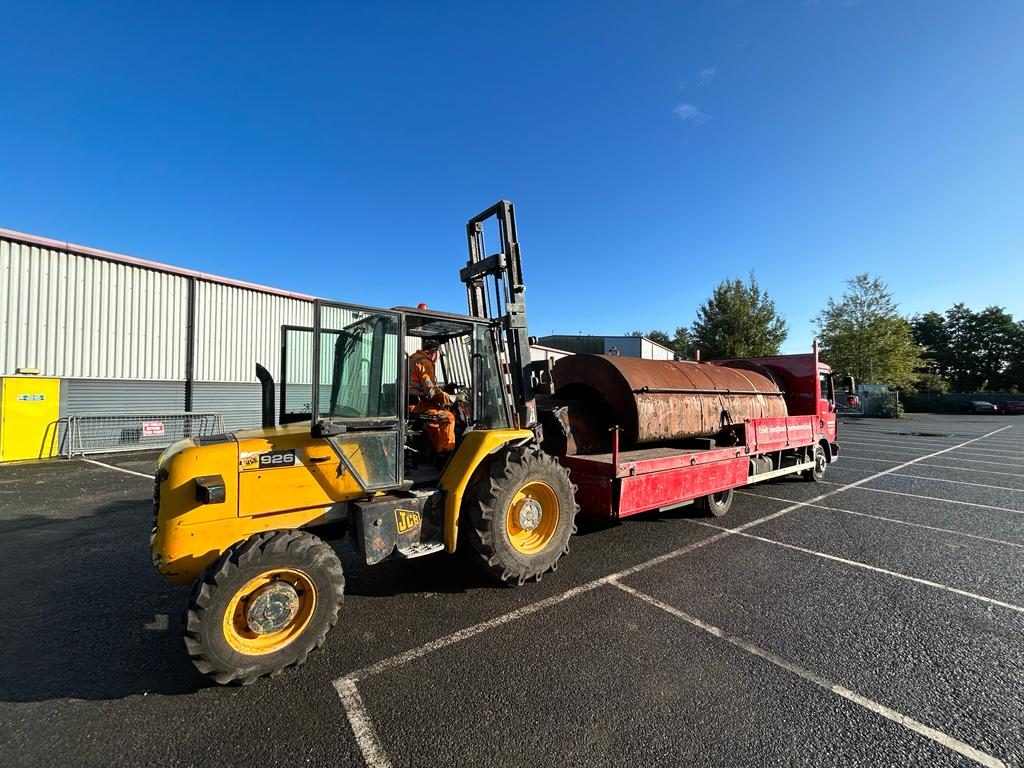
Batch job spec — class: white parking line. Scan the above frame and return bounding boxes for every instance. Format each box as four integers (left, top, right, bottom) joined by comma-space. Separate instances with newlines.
610, 580, 1006, 768
945, 448, 1024, 460
686, 519, 1024, 614
839, 437, 958, 450
841, 446, 954, 458
735, 490, 1024, 549
842, 456, 1024, 478
886, 473, 1024, 493
842, 449, 1024, 468
817, 482, 1024, 515
841, 448, 946, 459
840, 438, 1024, 460
81, 458, 151, 479
917, 455, 1024, 469
334, 679, 393, 768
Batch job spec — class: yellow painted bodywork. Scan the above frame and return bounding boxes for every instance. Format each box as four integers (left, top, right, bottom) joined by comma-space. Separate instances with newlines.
152, 422, 532, 584
0, 377, 60, 462
152, 424, 370, 585
439, 428, 533, 552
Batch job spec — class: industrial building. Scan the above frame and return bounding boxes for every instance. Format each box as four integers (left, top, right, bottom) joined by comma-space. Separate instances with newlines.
0, 227, 578, 463
537, 334, 675, 360
0, 227, 328, 461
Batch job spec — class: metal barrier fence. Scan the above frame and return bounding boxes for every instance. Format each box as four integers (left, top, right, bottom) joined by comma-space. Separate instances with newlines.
858, 392, 902, 418
63, 412, 225, 457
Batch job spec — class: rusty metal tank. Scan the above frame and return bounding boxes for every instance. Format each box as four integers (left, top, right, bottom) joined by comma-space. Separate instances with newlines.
551, 354, 788, 449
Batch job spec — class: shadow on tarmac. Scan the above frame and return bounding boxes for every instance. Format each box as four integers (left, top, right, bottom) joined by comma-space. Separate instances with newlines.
0, 489, 510, 701
0, 496, 210, 702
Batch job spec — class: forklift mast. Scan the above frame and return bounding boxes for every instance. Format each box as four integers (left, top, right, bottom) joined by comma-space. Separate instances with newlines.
459, 200, 537, 431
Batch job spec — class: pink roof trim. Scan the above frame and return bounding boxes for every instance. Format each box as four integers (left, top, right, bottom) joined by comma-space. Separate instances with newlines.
0, 225, 317, 301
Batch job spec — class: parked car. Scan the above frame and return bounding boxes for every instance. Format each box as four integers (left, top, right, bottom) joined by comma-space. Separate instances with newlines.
995, 401, 1024, 415
962, 400, 999, 414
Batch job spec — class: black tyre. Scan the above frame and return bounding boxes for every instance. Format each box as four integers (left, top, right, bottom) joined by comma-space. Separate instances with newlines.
183, 530, 344, 685
802, 445, 827, 482
465, 445, 579, 585
699, 488, 734, 517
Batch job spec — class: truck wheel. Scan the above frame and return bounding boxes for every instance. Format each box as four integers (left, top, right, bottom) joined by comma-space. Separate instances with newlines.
699, 489, 734, 517
802, 445, 827, 482
466, 445, 578, 585
183, 530, 344, 685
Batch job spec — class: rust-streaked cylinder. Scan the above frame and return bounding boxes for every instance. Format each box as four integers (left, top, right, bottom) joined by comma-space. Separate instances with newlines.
551, 354, 787, 447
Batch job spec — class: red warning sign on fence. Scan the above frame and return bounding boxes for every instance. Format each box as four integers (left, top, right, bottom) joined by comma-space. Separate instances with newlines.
142, 421, 165, 437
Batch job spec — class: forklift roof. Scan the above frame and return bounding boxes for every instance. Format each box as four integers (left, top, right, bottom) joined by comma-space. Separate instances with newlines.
393, 305, 482, 324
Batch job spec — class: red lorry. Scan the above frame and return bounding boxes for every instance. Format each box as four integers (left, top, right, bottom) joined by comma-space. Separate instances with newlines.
540, 345, 843, 520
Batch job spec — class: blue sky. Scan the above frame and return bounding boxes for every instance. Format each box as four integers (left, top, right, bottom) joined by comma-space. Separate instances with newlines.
2, 1, 1022, 352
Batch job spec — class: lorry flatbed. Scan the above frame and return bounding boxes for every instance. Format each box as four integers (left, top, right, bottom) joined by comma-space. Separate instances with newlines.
560, 414, 839, 519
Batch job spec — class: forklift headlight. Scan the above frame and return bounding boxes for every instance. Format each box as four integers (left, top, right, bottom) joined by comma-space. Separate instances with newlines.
194, 475, 226, 505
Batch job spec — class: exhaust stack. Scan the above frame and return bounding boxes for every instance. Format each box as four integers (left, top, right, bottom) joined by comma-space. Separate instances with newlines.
255, 364, 276, 429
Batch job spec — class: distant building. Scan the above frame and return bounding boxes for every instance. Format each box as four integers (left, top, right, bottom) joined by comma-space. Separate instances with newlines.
529, 342, 571, 365
537, 335, 675, 361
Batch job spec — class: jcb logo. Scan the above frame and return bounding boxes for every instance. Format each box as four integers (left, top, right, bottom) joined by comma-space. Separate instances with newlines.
395, 509, 421, 534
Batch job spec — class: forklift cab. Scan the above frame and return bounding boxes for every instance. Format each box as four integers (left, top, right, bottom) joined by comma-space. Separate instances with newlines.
400, 307, 511, 473
276, 301, 512, 493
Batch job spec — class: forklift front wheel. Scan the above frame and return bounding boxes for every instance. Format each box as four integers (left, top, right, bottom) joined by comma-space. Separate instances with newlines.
183, 530, 344, 685
466, 445, 579, 585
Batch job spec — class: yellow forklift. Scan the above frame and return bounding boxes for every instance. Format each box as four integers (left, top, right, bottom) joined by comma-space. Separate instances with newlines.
152, 201, 578, 684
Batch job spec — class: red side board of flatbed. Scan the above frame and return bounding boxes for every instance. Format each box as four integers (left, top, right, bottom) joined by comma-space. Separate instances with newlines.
560, 415, 834, 519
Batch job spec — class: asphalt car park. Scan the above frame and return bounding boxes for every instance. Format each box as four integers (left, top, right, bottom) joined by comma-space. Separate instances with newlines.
1, 414, 1021, 767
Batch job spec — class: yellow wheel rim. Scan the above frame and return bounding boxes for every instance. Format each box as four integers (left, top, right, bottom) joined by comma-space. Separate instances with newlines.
222, 568, 317, 655
505, 481, 560, 555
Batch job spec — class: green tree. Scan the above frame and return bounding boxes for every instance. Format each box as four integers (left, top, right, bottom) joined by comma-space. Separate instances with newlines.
814, 274, 922, 389
669, 326, 692, 359
1007, 320, 1024, 390
689, 274, 787, 358
911, 311, 952, 378
644, 330, 673, 348
973, 306, 1018, 390
915, 371, 950, 394
924, 304, 1021, 391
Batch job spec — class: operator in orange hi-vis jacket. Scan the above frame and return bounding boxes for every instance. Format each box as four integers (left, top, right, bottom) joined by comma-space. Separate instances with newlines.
408, 338, 456, 454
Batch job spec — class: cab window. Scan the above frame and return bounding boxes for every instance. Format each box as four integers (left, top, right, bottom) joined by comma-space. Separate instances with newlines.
819, 372, 834, 406
322, 311, 399, 420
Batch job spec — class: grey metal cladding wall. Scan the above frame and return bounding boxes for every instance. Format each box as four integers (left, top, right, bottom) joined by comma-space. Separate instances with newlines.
1, 237, 189, 378
63, 379, 186, 415
191, 382, 264, 431
193, 281, 313, 383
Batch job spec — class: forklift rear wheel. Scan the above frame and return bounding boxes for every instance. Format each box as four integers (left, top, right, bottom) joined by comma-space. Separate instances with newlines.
183, 530, 344, 685
466, 445, 579, 585
802, 445, 827, 482
699, 489, 734, 517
